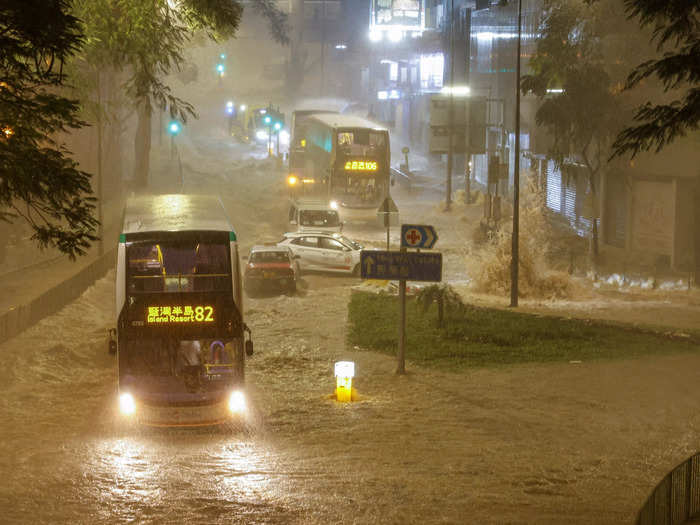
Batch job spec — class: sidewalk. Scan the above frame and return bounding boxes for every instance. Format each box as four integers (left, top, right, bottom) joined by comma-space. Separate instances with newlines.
0, 196, 123, 316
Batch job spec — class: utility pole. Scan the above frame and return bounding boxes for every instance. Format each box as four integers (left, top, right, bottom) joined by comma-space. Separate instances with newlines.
320, 0, 326, 95
510, 0, 522, 307
445, 0, 455, 211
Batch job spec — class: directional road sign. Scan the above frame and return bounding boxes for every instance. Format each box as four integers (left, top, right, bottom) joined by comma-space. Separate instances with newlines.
401, 224, 438, 249
360, 250, 442, 282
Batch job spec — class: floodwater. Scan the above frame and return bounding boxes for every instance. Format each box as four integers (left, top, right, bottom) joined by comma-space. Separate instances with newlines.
2, 105, 700, 524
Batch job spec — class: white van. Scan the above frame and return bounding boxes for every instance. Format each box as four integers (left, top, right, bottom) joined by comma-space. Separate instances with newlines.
288, 200, 343, 233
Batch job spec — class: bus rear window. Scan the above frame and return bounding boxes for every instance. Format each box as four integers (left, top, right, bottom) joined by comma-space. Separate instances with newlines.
337, 131, 386, 147
127, 241, 230, 293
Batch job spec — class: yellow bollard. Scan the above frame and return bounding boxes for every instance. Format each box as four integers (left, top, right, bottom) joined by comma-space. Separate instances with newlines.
334, 361, 355, 402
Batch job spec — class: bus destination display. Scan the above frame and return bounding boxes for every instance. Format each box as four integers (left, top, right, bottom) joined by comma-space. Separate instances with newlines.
344, 160, 378, 171
147, 305, 215, 324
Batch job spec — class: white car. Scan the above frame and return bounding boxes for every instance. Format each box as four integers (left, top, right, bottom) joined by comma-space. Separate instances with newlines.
277, 231, 363, 275
288, 200, 343, 233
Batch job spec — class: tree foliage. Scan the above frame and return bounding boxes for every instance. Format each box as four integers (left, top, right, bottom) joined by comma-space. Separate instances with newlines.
611, 0, 700, 158
0, 0, 98, 258
520, 0, 622, 173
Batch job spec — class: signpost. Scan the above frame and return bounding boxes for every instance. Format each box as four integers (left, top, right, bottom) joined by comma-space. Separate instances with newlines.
377, 196, 399, 250
361, 223, 441, 374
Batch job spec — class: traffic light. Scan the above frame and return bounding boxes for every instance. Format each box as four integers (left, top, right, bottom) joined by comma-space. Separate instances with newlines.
167, 120, 182, 135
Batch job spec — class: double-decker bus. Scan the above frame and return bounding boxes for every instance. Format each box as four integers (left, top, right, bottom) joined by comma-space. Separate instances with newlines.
287, 113, 391, 212
114, 194, 253, 427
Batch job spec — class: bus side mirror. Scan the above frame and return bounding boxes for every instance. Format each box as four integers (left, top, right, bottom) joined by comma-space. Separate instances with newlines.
245, 340, 254, 356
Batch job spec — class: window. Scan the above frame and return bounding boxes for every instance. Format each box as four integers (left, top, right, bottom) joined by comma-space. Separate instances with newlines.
250, 251, 291, 263
291, 236, 318, 248
299, 210, 340, 227
127, 241, 230, 293
320, 237, 346, 251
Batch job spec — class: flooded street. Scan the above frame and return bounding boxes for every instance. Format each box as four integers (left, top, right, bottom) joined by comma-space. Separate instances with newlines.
1, 122, 699, 524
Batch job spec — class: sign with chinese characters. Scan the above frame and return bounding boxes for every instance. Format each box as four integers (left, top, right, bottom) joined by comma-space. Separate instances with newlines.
360, 250, 442, 282
147, 305, 215, 324
344, 160, 378, 171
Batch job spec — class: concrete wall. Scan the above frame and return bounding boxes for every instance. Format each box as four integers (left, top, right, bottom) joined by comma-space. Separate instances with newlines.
0, 249, 116, 345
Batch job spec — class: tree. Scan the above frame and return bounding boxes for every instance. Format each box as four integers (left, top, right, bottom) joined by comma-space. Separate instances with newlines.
520, 0, 624, 266
611, 0, 700, 158
73, 0, 289, 189
0, 0, 98, 258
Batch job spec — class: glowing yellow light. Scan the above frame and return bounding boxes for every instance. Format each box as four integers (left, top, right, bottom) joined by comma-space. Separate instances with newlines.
300, 139, 306, 147
301, 178, 315, 184
228, 390, 246, 413
119, 392, 136, 415
334, 361, 355, 402
344, 160, 377, 171
147, 305, 215, 323
2, 127, 14, 138
287, 175, 298, 186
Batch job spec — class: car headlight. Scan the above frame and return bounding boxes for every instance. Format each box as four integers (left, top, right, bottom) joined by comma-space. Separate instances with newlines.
119, 392, 136, 415
228, 390, 246, 413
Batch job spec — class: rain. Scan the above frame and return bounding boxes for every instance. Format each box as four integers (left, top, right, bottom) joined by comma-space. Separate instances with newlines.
0, 0, 699, 523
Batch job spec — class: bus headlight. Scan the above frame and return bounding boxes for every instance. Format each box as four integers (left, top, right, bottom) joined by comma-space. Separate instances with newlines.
119, 392, 136, 415
255, 130, 269, 141
287, 174, 298, 186
329, 200, 338, 210
228, 390, 246, 413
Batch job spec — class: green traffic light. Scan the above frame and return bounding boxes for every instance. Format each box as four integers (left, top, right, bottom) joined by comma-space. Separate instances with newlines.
167, 120, 182, 135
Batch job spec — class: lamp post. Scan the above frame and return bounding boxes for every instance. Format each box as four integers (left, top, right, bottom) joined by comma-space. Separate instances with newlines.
510, 0, 522, 307
445, 0, 455, 211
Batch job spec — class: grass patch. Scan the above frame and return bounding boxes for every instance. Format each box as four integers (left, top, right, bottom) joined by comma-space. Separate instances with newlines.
347, 291, 700, 370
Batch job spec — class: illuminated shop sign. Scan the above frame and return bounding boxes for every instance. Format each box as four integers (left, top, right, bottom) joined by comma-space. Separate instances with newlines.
147, 305, 215, 323
345, 160, 378, 171
370, 0, 424, 33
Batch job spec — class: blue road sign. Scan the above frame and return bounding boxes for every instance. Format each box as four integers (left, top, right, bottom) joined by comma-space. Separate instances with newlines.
360, 250, 442, 282
401, 224, 438, 249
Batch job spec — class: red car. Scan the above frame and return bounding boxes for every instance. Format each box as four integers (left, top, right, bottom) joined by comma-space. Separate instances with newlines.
244, 245, 300, 295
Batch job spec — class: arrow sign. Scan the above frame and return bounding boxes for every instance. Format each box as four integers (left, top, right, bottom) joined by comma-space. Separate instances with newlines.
400, 224, 438, 249
378, 196, 399, 214
363, 254, 375, 275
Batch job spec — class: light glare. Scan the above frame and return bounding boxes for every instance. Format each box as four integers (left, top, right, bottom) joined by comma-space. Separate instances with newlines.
119, 393, 136, 415
228, 391, 246, 413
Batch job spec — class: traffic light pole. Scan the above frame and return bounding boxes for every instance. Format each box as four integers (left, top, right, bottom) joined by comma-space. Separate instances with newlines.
445, 0, 455, 211
510, 0, 522, 307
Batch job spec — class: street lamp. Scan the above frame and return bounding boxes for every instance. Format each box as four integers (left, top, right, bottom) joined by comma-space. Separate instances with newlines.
510, 0, 523, 307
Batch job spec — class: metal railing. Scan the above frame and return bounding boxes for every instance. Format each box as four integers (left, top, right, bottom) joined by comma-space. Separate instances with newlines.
637, 453, 700, 525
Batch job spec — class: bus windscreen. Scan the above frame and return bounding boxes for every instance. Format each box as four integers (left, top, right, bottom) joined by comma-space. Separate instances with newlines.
127, 241, 231, 293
